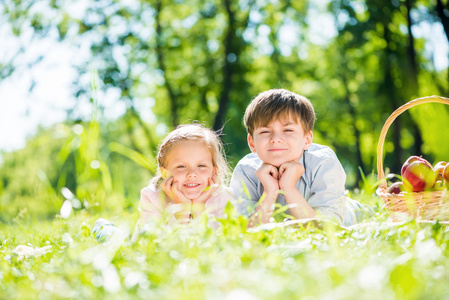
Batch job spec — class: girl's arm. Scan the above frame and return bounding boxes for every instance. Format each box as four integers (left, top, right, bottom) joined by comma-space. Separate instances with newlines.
138, 188, 167, 226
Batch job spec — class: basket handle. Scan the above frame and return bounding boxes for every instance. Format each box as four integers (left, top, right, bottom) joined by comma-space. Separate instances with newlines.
377, 95, 449, 189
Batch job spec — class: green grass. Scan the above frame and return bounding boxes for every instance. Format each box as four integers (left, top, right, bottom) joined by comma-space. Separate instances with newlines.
1, 198, 449, 300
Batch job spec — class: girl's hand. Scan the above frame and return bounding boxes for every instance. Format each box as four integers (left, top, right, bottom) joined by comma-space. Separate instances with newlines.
278, 161, 304, 193
162, 177, 191, 223
161, 177, 190, 204
191, 175, 220, 218
192, 175, 220, 205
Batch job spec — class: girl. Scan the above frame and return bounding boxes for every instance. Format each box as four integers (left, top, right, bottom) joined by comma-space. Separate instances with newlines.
134, 123, 234, 235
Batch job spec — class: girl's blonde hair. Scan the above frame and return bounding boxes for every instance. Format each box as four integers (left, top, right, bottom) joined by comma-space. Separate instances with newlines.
151, 123, 230, 187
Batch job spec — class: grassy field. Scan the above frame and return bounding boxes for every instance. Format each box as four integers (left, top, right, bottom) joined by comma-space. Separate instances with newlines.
1, 196, 449, 300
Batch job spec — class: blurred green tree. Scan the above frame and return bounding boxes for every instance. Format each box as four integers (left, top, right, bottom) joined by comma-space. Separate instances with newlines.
1, 0, 448, 204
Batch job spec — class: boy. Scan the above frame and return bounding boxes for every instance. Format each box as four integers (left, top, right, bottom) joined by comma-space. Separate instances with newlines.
231, 89, 360, 227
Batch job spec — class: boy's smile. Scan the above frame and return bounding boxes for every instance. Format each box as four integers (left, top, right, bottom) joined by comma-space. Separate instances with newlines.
247, 117, 313, 167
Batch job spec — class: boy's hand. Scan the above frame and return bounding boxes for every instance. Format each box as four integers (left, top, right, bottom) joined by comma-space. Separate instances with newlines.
278, 161, 304, 193
255, 163, 280, 195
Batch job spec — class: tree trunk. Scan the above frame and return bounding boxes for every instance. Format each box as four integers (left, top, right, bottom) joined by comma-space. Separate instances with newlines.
213, 0, 255, 131
341, 75, 365, 184
405, 0, 423, 156
383, 23, 403, 174
436, 0, 449, 94
155, 0, 179, 127
436, 0, 449, 42
405, 0, 418, 93
213, 0, 235, 131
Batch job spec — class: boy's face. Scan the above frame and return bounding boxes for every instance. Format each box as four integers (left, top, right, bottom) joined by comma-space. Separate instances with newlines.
247, 117, 312, 168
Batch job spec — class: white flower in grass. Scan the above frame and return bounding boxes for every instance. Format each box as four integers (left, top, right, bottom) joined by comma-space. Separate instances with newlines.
90, 160, 100, 169
61, 187, 82, 209
62, 233, 73, 245
124, 271, 149, 289
60, 200, 72, 219
357, 265, 387, 290
224, 289, 258, 300
13, 245, 52, 259
415, 239, 442, 263
61, 187, 74, 200
102, 264, 121, 293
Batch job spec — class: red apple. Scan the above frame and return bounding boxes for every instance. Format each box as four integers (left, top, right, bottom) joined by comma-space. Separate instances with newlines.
401, 156, 421, 175
401, 157, 435, 192
388, 182, 405, 194
434, 161, 447, 181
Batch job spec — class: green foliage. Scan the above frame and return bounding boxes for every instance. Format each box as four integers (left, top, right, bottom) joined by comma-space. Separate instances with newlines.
408, 103, 449, 163
0, 119, 152, 223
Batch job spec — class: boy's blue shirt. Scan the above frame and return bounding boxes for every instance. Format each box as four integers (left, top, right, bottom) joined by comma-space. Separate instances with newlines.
231, 143, 356, 225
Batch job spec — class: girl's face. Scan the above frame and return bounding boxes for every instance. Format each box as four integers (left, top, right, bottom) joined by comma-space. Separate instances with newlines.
162, 140, 215, 200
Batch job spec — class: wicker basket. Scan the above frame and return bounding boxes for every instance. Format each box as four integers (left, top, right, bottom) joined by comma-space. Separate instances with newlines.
376, 95, 449, 221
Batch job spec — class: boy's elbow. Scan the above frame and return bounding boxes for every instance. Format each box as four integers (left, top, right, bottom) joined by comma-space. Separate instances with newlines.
328, 212, 344, 225
317, 211, 343, 225
314, 205, 345, 225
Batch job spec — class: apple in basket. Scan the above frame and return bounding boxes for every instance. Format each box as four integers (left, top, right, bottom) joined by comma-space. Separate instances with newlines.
443, 164, 449, 184
434, 161, 447, 181
388, 182, 405, 194
401, 156, 435, 192
401, 156, 424, 175
433, 180, 447, 191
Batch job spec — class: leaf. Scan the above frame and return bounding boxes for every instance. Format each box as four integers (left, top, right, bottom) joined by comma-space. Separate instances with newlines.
108, 142, 155, 171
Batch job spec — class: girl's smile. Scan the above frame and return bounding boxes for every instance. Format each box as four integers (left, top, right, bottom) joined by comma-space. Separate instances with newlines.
162, 140, 215, 200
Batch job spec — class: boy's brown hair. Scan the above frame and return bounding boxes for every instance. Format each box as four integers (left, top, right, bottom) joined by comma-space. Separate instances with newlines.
244, 89, 315, 136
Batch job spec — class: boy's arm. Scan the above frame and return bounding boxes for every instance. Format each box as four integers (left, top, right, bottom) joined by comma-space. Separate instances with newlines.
230, 159, 279, 226
278, 161, 317, 220
230, 163, 260, 216
248, 163, 280, 227
306, 156, 347, 224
